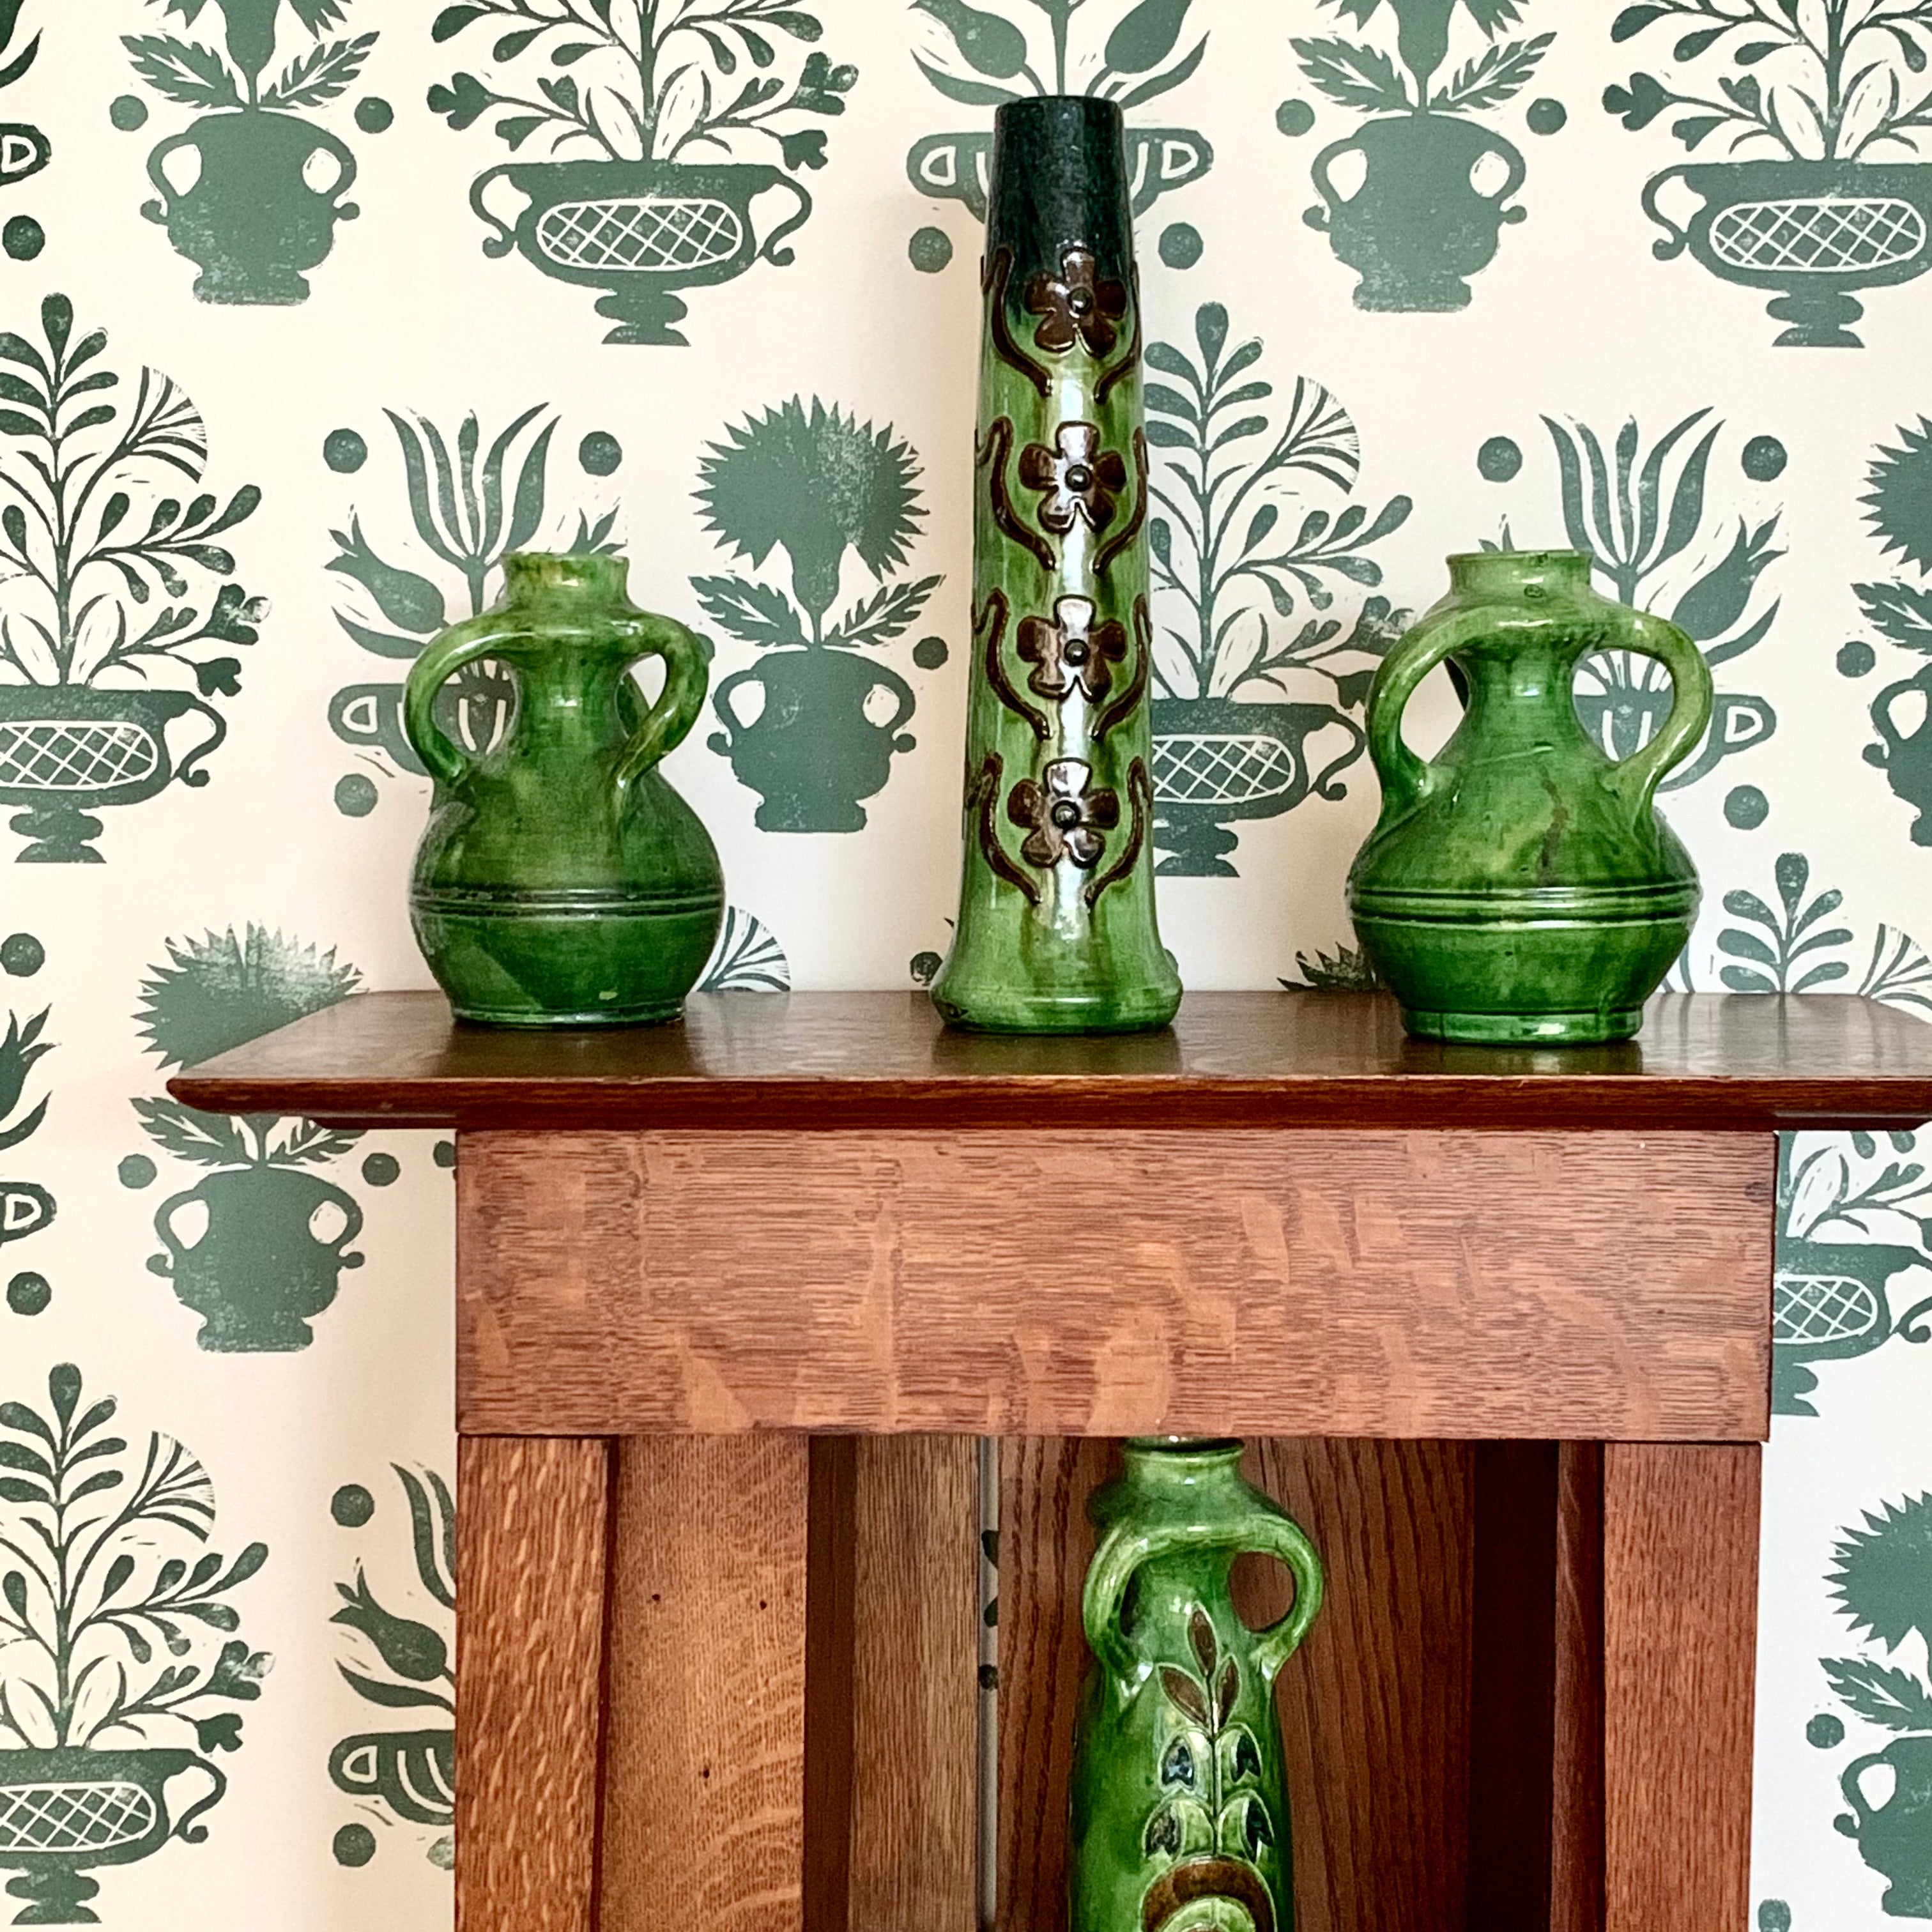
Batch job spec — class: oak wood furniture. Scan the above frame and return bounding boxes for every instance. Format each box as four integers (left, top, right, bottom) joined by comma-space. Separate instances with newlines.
173, 990, 1932, 1932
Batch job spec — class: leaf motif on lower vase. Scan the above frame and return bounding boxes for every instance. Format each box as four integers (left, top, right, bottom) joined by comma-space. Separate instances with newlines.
1160, 1664, 1209, 1726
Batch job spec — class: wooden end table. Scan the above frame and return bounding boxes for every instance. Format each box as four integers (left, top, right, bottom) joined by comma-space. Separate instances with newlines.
174, 990, 1932, 1932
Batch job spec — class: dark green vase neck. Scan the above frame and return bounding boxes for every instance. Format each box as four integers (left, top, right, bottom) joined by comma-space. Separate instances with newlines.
501, 551, 632, 623
1116, 1439, 1249, 1506
1446, 548, 1592, 604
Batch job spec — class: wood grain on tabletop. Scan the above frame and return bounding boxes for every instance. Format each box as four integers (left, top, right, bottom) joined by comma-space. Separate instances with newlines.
455, 1128, 1772, 1440
168, 988, 1932, 1131
455, 1436, 610, 1932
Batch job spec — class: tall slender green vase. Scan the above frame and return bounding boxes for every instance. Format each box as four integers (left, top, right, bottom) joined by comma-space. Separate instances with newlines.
1071, 1439, 1324, 1932
404, 551, 724, 1027
930, 96, 1181, 1034
1348, 549, 1712, 1044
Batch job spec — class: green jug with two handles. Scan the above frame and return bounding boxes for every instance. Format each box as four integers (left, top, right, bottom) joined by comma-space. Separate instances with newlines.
403, 551, 723, 1026
1071, 1439, 1324, 1932
1349, 549, 1713, 1044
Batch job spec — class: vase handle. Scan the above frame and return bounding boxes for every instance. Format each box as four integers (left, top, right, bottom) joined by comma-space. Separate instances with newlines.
305, 128, 359, 209
143, 130, 202, 220
614, 615, 712, 802
1363, 607, 1492, 822
1870, 671, 1923, 762
470, 164, 525, 260
1083, 1495, 1324, 1689
1304, 135, 1363, 231
755, 174, 815, 267
171, 696, 227, 789
1640, 165, 1697, 261
148, 1184, 206, 1278
1602, 609, 1712, 825
1839, 1751, 1892, 1836
405, 618, 507, 790
169, 1756, 229, 1844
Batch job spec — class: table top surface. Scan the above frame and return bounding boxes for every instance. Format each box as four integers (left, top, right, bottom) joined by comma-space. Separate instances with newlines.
167, 988, 1932, 1131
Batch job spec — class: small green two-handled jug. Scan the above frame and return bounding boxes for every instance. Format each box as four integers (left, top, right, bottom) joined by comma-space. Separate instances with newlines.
1071, 1439, 1324, 1932
403, 551, 724, 1027
1348, 549, 1712, 1044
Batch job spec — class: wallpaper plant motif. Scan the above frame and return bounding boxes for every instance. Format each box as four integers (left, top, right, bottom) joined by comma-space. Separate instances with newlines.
0, 4, 1921, 1928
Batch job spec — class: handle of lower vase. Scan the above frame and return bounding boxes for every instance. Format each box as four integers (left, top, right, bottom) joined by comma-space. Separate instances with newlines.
613, 615, 712, 802
1082, 1506, 1325, 1688
1639, 165, 1696, 261
1603, 608, 1712, 825
403, 618, 505, 791
1839, 1752, 1890, 1832
1871, 672, 1920, 755
171, 1756, 229, 1844
756, 172, 815, 267
1363, 606, 1486, 822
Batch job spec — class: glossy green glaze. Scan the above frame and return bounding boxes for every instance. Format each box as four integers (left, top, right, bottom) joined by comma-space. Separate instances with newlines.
1071, 1440, 1323, 1932
403, 552, 723, 1027
1347, 550, 1712, 1044
930, 96, 1181, 1034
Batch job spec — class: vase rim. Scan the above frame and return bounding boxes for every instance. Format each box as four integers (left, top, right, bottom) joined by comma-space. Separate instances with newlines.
1121, 1436, 1245, 1459
503, 550, 630, 599
1446, 548, 1592, 588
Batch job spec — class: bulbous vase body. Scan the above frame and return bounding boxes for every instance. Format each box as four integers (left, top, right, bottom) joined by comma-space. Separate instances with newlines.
404, 553, 723, 1026
1347, 550, 1712, 1044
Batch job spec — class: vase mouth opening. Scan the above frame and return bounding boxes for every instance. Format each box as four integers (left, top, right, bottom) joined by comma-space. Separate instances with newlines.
1122, 1436, 1245, 1462
1446, 549, 1591, 594
993, 94, 1126, 138
503, 551, 629, 601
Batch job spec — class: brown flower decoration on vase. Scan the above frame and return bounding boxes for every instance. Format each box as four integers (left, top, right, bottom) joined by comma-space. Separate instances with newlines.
1023, 246, 1129, 357
1016, 595, 1128, 703
1018, 422, 1128, 536
1008, 758, 1120, 868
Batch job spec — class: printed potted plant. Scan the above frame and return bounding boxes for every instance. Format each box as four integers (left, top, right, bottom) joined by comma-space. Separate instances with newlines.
1290, 0, 1554, 310
1147, 302, 1410, 877
326, 404, 620, 817
693, 396, 944, 833
327, 1467, 456, 1871
1606, 0, 1932, 346
906, 0, 1213, 228
0, 1364, 270, 1925
1770, 1128, 1932, 1414
1820, 1492, 1932, 1917
121, 0, 377, 304
430, 0, 856, 344
127, 926, 368, 1353
0, 295, 264, 863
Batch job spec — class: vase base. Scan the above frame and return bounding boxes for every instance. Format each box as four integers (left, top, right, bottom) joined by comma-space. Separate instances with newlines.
1400, 1004, 1644, 1045
1767, 288, 1864, 349
6, 1866, 102, 1924
594, 288, 691, 347
10, 805, 105, 863
450, 1002, 686, 1029
931, 988, 1181, 1035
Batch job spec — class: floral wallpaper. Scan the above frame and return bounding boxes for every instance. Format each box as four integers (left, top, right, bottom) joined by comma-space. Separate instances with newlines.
0, 1, 1927, 1926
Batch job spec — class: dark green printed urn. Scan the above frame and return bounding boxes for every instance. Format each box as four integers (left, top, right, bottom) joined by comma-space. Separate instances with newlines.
1072, 1439, 1323, 1932
1348, 550, 1712, 1045
404, 552, 724, 1026
930, 97, 1181, 1034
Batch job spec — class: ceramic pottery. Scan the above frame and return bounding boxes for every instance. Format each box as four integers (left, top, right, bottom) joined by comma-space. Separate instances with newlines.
1347, 550, 1712, 1045
404, 552, 723, 1027
1838, 1734, 1932, 1917
1071, 1439, 1322, 1932
929, 96, 1181, 1035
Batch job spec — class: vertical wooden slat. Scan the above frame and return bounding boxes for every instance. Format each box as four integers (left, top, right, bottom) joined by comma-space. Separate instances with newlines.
1551, 1441, 1606, 1932
597, 1435, 810, 1932
804, 1437, 857, 1932
1466, 1441, 1560, 1928
1238, 1439, 1474, 1932
995, 1436, 1114, 1932
1603, 1442, 1759, 1932
456, 1434, 612, 1932
848, 1436, 980, 1932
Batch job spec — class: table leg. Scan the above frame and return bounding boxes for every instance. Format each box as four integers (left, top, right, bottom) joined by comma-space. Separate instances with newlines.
597, 1434, 810, 1932
456, 1434, 613, 1932
1603, 1442, 1760, 1932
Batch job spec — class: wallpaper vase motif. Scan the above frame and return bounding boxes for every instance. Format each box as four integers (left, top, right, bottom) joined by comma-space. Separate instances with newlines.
0, 296, 261, 862
327, 1468, 456, 1874
904, 0, 1214, 251
931, 95, 1179, 1032
431, 0, 855, 345
0, 1365, 271, 1926
1287, 0, 1556, 312
1146, 300, 1409, 877
694, 397, 944, 833
124, 927, 370, 1353
1606, 0, 1932, 348
119, 0, 378, 305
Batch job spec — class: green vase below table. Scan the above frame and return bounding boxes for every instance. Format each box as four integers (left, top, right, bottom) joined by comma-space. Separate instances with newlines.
1347, 549, 1712, 1045
404, 551, 724, 1027
1071, 1439, 1323, 1932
